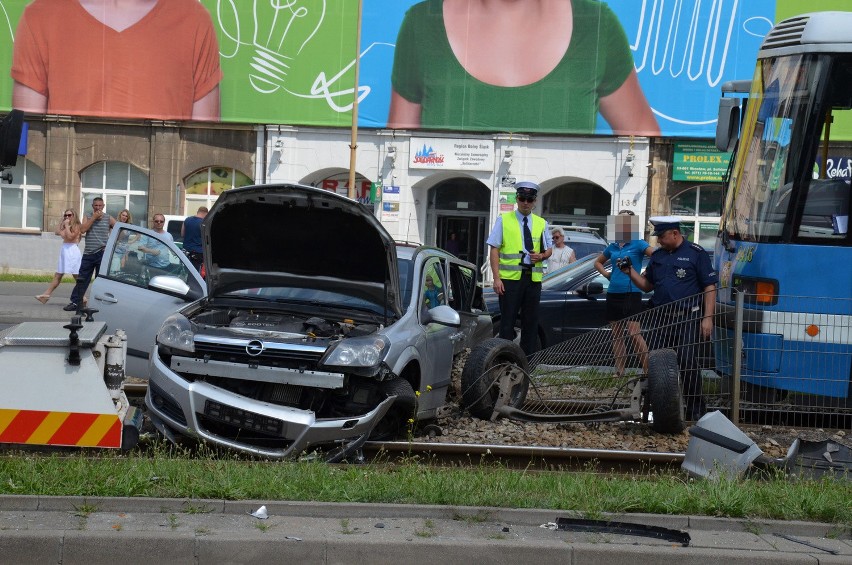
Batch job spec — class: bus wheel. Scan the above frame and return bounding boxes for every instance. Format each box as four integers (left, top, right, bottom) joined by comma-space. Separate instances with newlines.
648, 349, 685, 434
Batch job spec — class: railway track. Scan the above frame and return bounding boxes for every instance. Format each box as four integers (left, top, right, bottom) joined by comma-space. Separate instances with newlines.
361, 441, 684, 473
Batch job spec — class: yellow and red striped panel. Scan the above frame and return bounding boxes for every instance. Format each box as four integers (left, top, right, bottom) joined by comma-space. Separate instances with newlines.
0, 409, 121, 448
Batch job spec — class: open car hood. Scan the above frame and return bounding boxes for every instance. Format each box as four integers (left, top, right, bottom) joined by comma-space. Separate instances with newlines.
203, 184, 401, 317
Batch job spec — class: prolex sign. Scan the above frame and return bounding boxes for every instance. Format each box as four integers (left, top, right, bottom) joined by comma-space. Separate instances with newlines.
672, 141, 732, 182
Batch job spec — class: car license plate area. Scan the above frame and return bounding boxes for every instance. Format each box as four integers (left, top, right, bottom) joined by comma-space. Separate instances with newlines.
204, 400, 284, 436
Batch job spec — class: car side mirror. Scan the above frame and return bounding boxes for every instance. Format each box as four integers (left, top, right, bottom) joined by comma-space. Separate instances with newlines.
578, 281, 605, 297
149, 275, 196, 300
422, 304, 461, 328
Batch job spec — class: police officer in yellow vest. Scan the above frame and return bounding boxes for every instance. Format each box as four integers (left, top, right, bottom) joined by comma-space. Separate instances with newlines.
487, 181, 553, 356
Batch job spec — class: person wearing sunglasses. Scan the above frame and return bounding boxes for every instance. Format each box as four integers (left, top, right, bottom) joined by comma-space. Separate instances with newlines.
36, 209, 82, 304
486, 181, 552, 356
137, 213, 175, 278
64, 197, 116, 312
546, 227, 576, 273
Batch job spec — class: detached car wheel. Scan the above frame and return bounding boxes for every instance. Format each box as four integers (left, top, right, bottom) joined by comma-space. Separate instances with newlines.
647, 348, 685, 433
461, 337, 529, 420
369, 378, 417, 441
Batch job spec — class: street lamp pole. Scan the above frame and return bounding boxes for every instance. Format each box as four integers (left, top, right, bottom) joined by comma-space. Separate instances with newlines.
347, 0, 364, 200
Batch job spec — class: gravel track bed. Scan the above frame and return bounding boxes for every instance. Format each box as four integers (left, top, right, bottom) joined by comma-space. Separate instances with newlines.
410, 352, 851, 460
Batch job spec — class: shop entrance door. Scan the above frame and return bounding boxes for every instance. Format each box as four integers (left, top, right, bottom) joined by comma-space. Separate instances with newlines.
430, 177, 491, 270
436, 214, 487, 269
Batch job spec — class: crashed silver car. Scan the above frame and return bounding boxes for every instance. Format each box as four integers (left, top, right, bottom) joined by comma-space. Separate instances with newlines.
92, 184, 513, 459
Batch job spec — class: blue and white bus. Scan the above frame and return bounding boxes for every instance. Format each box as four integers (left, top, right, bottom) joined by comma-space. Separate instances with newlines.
713, 12, 852, 405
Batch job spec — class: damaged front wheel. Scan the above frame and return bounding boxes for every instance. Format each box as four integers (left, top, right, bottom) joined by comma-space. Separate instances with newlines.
461, 338, 529, 420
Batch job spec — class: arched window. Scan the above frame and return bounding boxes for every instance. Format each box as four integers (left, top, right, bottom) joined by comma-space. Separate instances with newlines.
184, 167, 252, 213
80, 161, 149, 224
670, 184, 722, 249
0, 158, 44, 230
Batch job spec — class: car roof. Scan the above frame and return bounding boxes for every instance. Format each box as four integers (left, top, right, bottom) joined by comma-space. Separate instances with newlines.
549, 224, 608, 243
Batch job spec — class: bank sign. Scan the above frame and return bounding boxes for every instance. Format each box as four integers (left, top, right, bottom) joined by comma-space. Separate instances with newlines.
672, 142, 732, 182
0, 0, 779, 137
409, 138, 494, 171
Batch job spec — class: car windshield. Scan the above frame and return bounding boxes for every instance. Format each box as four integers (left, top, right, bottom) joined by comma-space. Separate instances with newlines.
397, 256, 414, 310
226, 287, 386, 315
542, 254, 599, 287
569, 242, 606, 260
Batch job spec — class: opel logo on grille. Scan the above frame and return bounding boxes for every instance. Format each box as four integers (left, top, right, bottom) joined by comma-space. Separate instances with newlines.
246, 340, 265, 356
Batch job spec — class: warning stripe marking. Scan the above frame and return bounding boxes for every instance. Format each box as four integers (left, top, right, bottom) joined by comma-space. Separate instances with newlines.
0, 409, 121, 448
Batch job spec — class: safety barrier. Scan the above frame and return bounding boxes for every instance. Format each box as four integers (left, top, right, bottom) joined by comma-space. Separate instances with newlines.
522, 290, 851, 428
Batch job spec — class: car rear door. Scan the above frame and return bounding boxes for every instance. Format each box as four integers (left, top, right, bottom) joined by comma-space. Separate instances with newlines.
90, 223, 206, 378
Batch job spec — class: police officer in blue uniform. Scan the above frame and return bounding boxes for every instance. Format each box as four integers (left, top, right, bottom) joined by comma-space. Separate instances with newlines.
620, 216, 717, 420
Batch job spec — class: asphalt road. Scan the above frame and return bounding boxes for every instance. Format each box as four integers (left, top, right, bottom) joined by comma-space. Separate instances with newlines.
0, 281, 77, 327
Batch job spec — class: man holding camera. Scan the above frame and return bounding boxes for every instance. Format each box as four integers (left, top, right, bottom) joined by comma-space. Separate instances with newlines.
620, 216, 717, 420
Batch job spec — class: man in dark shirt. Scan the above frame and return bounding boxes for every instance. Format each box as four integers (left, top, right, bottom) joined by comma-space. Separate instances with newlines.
621, 216, 717, 420
181, 206, 207, 272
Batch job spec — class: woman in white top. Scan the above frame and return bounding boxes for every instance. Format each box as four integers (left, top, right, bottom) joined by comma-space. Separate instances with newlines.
546, 227, 576, 273
35, 209, 82, 304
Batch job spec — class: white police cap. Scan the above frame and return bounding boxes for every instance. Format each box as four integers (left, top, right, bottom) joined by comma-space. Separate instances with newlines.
649, 216, 681, 235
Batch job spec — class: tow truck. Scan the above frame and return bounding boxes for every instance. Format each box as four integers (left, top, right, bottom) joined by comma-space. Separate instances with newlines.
0, 310, 143, 450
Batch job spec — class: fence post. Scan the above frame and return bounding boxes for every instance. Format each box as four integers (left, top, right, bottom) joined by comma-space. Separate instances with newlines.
731, 289, 744, 425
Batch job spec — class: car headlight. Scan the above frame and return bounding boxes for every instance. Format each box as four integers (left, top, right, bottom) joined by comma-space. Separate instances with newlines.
322, 336, 389, 369
157, 313, 195, 353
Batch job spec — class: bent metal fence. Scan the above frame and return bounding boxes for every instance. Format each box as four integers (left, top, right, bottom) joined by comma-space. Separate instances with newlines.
505, 290, 851, 429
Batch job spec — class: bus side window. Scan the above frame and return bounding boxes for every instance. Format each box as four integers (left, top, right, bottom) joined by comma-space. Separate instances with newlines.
798, 178, 850, 238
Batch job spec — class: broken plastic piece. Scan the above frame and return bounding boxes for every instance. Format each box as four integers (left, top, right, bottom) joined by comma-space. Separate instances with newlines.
552, 517, 690, 546
250, 505, 269, 519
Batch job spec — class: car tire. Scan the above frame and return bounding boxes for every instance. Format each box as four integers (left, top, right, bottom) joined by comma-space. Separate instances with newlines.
647, 348, 685, 434
461, 337, 529, 420
369, 378, 417, 441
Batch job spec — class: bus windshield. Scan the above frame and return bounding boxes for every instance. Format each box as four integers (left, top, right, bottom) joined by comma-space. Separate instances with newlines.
721, 54, 852, 244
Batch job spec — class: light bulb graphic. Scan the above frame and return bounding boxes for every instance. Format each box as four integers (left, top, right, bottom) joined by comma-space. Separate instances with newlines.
249, 0, 326, 94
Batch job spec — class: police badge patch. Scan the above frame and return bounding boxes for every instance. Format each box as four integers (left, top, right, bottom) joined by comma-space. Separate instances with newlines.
676, 268, 687, 279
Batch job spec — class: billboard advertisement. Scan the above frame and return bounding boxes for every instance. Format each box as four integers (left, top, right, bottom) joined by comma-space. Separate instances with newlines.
0, 0, 780, 137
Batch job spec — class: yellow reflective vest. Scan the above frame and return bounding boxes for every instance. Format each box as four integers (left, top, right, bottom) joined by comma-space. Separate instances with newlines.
498, 212, 545, 281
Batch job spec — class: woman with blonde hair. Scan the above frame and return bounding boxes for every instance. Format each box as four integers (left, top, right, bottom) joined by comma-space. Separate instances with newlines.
35, 208, 82, 303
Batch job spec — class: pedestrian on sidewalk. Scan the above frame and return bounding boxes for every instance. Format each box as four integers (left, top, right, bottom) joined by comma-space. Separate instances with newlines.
64, 197, 116, 312
36, 209, 82, 304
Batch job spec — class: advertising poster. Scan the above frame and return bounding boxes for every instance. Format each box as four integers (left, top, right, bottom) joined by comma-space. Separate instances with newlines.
672, 142, 732, 182
0, 0, 799, 138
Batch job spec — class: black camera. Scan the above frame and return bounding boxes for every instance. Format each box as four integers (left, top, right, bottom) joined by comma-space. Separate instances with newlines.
616, 257, 632, 270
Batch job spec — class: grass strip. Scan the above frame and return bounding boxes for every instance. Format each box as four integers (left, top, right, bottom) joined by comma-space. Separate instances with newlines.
0, 274, 72, 283
1, 443, 849, 525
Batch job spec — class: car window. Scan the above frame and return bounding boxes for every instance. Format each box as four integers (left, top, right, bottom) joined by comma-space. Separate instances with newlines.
106, 226, 192, 288
447, 261, 474, 312
421, 258, 446, 311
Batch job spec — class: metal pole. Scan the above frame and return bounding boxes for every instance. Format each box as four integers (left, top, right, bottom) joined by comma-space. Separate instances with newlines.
731, 289, 744, 425
347, 0, 364, 200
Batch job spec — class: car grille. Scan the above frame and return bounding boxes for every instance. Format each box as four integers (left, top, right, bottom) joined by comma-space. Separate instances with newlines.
194, 340, 324, 371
